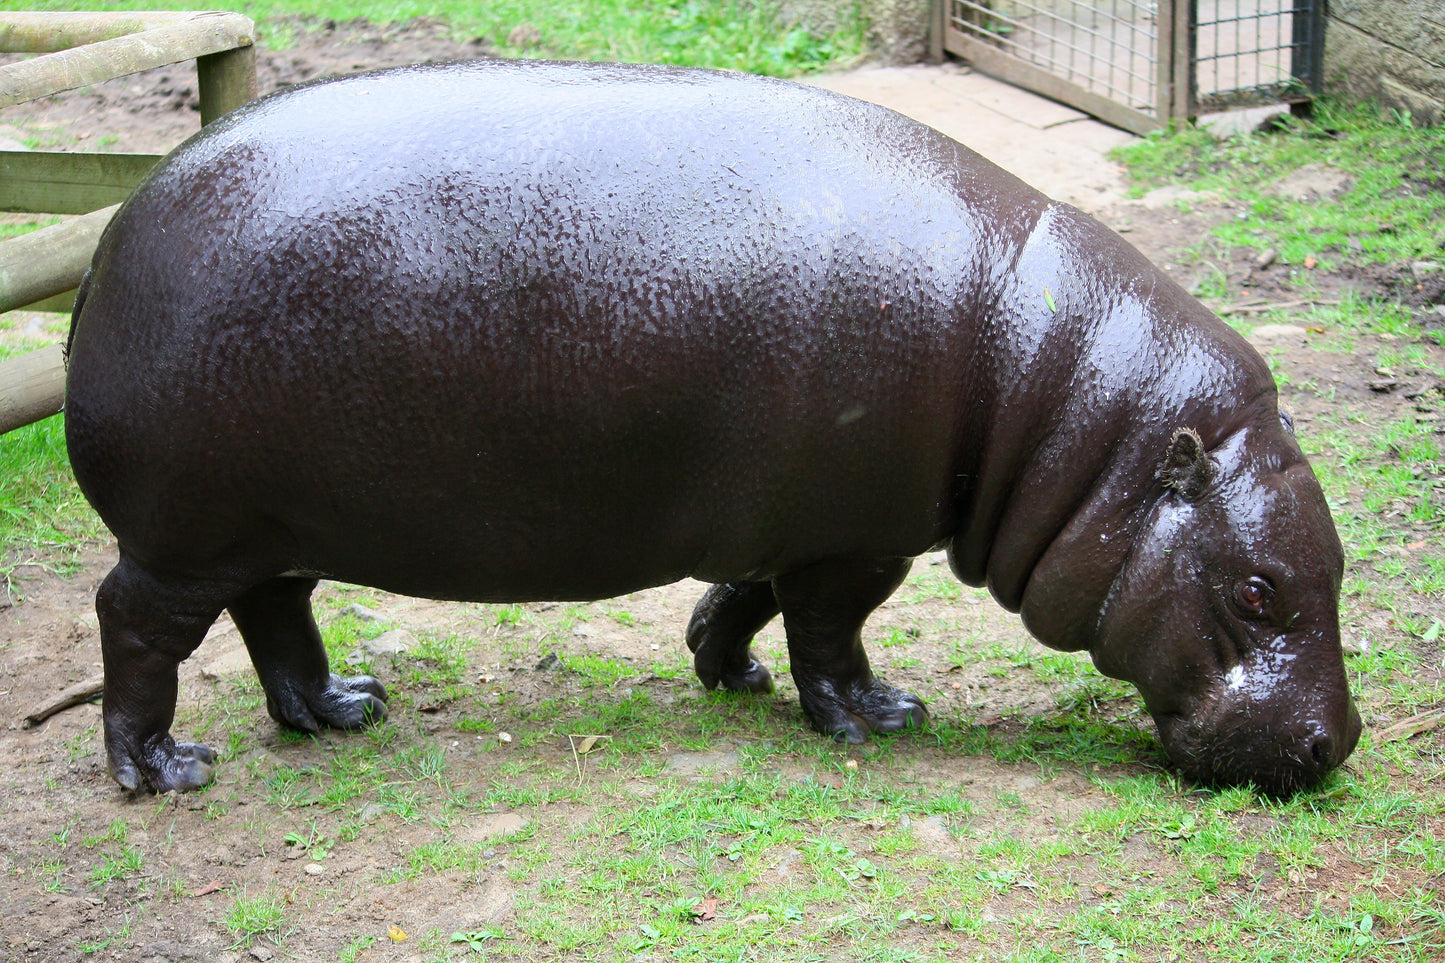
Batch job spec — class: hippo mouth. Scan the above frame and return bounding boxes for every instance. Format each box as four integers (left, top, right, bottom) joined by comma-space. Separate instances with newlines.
1153, 691, 1362, 796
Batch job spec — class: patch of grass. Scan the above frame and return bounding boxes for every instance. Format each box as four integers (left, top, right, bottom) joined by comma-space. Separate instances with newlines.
1114, 102, 1445, 270
223, 887, 289, 947
0, 414, 105, 590
87, 846, 144, 888
25, 0, 867, 76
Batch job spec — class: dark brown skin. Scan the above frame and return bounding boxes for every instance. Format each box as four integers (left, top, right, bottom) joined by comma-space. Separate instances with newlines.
65, 60, 1360, 796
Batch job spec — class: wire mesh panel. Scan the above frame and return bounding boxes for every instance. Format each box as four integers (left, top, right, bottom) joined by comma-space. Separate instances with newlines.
940, 0, 1325, 133
1194, 0, 1322, 111
951, 0, 1160, 113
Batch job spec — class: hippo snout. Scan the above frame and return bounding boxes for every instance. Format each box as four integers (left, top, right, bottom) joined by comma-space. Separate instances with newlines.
1156, 692, 1362, 796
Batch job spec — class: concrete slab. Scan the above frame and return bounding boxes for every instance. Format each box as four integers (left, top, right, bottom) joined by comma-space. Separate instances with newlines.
805, 64, 1136, 215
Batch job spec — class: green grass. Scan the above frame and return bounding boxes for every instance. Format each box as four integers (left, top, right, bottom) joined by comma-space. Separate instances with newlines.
1112, 102, 1445, 272
0, 412, 105, 590
223, 887, 289, 947
23, 0, 868, 76
5, 33, 1442, 963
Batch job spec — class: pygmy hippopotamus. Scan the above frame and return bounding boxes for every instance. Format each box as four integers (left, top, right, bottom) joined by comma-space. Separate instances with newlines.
65, 60, 1361, 796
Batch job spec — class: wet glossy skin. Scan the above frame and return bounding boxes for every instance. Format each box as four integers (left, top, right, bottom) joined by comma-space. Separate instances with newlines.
65, 60, 1359, 795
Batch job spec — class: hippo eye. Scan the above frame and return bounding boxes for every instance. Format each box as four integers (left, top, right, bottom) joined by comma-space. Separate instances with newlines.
1233, 577, 1273, 617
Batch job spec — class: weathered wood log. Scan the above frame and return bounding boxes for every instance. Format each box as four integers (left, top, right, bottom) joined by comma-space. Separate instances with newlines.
0, 12, 197, 53
0, 151, 161, 215
22, 673, 105, 728
198, 44, 258, 125
0, 204, 118, 313
0, 343, 66, 435
0, 12, 255, 110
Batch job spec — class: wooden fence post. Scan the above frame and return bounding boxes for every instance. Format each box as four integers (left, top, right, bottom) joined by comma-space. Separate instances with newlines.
0, 11, 256, 435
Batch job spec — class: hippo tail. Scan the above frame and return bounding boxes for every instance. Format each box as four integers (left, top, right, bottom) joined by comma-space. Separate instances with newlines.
63, 268, 92, 370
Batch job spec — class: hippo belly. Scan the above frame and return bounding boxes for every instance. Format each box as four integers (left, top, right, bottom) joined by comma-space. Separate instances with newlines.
65, 59, 1359, 796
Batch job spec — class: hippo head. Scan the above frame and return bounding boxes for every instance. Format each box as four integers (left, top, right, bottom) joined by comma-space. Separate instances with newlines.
1089, 421, 1362, 795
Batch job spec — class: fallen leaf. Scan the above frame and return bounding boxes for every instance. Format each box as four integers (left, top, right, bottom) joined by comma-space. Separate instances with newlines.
1093, 883, 1114, 897
571, 734, 609, 754
1304, 255, 1317, 269
191, 880, 224, 898
691, 897, 718, 922
388, 925, 408, 942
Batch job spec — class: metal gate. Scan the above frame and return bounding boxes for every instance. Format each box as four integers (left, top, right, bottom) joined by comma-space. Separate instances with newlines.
938, 0, 1325, 135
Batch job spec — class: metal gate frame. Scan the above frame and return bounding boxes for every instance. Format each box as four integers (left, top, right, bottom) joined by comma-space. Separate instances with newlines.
937, 0, 1325, 135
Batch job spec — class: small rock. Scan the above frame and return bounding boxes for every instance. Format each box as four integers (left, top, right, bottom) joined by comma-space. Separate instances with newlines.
774, 848, 803, 878
337, 604, 382, 622
358, 801, 390, 822
1254, 247, 1278, 269
497, 731, 513, 744
1137, 184, 1210, 210
200, 646, 253, 680
506, 22, 542, 47
362, 629, 415, 657
534, 652, 562, 670
1368, 379, 1399, 393
1410, 261, 1442, 280
1268, 164, 1353, 202
304, 863, 324, 876
1341, 636, 1370, 656
249, 946, 275, 962
1249, 323, 1307, 341
460, 812, 526, 842
663, 749, 740, 776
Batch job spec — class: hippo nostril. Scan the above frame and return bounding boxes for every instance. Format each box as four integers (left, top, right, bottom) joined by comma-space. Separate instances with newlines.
1308, 732, 1333, 767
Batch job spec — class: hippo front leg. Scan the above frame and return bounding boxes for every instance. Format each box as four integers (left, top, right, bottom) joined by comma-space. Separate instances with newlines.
686, 581, 778, 694
97, 555, 232, 793
773, 557, 927, 743
227, 577, 387, 735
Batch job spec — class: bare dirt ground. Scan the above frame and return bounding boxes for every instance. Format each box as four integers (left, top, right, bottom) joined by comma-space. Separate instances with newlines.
1, 19, 1442, 963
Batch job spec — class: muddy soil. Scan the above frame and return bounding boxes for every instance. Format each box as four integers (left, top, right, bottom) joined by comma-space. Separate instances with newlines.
1, 19, 1442, 962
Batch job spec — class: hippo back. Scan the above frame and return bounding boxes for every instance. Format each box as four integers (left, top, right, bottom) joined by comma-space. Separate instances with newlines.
66, 61, 1045, 600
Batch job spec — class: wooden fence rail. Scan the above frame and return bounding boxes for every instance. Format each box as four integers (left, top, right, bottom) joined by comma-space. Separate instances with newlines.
0, 11, 256, 436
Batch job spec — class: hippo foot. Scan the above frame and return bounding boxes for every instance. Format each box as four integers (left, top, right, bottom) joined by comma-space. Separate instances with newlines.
800, 680, 929, 744
694, 649, 775, 694
108, 734, 217, 794
686, 581, 779, 694
265, 673, 388, 733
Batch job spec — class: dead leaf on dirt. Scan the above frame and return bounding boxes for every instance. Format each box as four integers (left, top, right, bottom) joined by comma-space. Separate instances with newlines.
1375, 709, 1445, 743
388, 924, 408, 941
191, 880, 224, 897
570, 734, 609, 755
1093, 883, 1114, 897
691, 897, 718, 922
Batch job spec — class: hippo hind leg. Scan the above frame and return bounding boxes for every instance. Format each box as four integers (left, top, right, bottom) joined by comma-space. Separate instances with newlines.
686, 581, 777, 694
773, 556, 927, 744
227, 577, 387, 735
97, 554, 235, 793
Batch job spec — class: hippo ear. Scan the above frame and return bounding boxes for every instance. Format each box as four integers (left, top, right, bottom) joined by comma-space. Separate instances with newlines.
1158, 428, 1214, 501
1278, 409, 1295, 435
